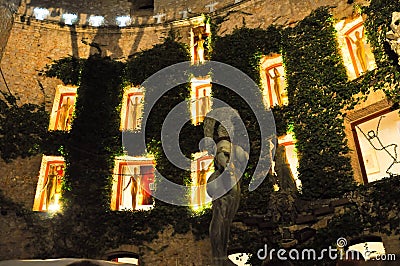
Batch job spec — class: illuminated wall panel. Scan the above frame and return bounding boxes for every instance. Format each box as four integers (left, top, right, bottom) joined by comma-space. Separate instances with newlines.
260, 54, 288, 108
33, 156, 65, 212
120, 86, 144, 131
111, 156, 155, 211
190, 17, 211, 64
49, 85, 77, 131
336, 15, 376, 80
190, 77, 212, 125
190, 152, 213, 210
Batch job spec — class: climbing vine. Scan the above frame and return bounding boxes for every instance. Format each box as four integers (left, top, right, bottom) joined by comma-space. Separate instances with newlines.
282, 7, 356, 199
1, 1, 400, 262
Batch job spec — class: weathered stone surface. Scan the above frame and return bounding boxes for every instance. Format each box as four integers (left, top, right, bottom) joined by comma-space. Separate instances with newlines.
295, 214, 317, 225
312, 206, 334, 216
293, 227, 316, 244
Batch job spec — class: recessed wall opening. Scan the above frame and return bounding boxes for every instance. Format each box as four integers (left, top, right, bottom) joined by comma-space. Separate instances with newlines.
107, 251, 139, 265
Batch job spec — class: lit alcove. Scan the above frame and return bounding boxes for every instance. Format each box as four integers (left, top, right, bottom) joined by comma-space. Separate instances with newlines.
190, 76, 212, 125
48, 85, 77, 131
228, 252, 251, 266
190, 152, 214, 211
352, 109, 400, 183
190, 16, 211, 64
335, 15, 377, 80
260, 54, 288, 108
33, 156, 65, 212
275, 134, 301, 191
107, 251, 139, 265
111, 156, 155, 211
120, 86, 144, 131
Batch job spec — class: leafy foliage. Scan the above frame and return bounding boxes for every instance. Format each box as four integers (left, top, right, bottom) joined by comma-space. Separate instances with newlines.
0, 94, 48, 162
282, 7, 356, 198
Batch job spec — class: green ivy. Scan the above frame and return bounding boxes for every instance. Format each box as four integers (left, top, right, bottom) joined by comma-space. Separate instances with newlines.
360, 0, 400, 107
282, 7, 356, 199
0, 94, 49, 162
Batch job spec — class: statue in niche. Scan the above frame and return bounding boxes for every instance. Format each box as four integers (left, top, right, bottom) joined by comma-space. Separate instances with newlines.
199, 88, 211, 122
56, 96, 74, 130
196, 161, 210, 206
127, 96, 142, 130
386, 12, 400, 64
266, 67, 283, 106
346, 28, 368, 73
204, 109, 249, 266
272, 144, 296, 192
42, 164, 64, 209
123, 166, 140, 210
195, 33, 206, 64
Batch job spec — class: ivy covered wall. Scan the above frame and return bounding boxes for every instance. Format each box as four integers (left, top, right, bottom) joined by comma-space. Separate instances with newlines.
0, 0, 400, 264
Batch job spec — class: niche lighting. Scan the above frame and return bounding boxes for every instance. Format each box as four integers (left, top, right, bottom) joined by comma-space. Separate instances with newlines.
116, 16, 131, 27
62, 13, 78, 25
33, 7, 50, 21
88, 15, 105, 27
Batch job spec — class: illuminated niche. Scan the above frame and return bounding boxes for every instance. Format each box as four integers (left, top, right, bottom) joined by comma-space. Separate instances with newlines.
111, 156, 155, 211
335, 15, 376, 80
190, 152, 213, 211
120, 86, 144, 131
260, 54, 288, 108
190, 17, 211, 64
190, 76, 212, 125
33, 156, 65, 212
274, 134, 301, 191
49, 85, 77, 131
352, 109, 400, 183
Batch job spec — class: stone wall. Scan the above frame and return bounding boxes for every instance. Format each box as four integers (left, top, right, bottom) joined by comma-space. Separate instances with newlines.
0, 155, 42, 209
16, 0, 369, 27
0, 19, 191, 106
0, 0, 20, 61
106, 226, 213, 265
1, 0, 368, 107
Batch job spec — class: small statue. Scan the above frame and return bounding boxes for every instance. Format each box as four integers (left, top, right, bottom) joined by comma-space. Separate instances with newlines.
204, 108, 249, 266
386, 12, 400, 64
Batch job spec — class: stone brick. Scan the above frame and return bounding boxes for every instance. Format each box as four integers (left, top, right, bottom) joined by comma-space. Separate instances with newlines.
295, 214, 317, 224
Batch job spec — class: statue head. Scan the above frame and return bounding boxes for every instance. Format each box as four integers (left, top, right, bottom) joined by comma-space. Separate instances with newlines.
390, 12, 400, 33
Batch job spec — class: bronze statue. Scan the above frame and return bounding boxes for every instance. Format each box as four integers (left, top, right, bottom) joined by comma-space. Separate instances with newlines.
204, 108, 249, 266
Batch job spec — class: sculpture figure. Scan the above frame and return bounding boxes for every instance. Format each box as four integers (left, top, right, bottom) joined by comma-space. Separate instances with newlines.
386, 12, 400, 64
266, 67, 283, 106
199, 88, 211, 123
195, 33, 205, 64
123, 167, 140, 210
196, 161, 210, 207
128, 96, 142, 130
56, 97, 74, 130
346, 29, 368, 73
204, 109, 249, 266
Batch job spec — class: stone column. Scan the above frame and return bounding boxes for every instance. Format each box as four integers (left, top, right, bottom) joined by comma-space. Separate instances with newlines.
0, 0, 20, 63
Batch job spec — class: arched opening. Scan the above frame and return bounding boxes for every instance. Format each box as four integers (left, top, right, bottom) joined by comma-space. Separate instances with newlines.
106, 251, 140, 265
